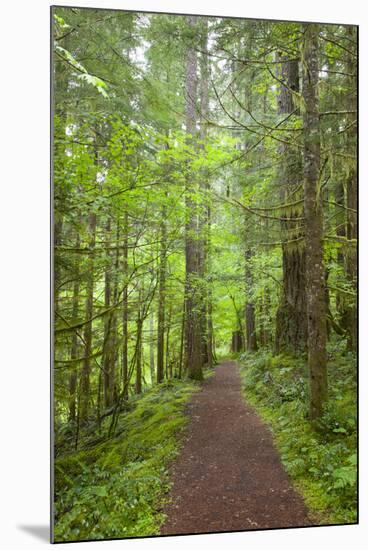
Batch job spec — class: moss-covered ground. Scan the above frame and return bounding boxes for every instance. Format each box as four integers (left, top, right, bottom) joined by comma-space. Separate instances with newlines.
54, 377, 205, 542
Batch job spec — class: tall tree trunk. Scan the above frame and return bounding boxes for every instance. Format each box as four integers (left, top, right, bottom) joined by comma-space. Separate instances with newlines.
230, 294, 244, 352
244, 248, 258, 351
111, 223, 120, 399
231, 330, 244, 353
199, 18, 213, 368
135, 290, 143, 395
274, 55, 307, 354
165, 306, 172, 379
68, 233, 80, 423
184, 15, 203, 381
157, 209, 167, 383
103, 219, 119, 408
54, 217, 63, 316
207, 291, 214, 367
79, 211, 97, 424
178, 299, 185, 379
334, 175, 347, 317
345, 26, 357, 352
245, 303, 258, 351
149, 312, 155, 384
103, 218, 112, 407
302, 23, 328, 422
121, 210, 129, 399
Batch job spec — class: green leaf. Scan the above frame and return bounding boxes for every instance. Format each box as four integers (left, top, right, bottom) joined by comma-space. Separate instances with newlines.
55, 45, 87, 74
91, 486, 108, 497
333, 427, 347, 434
77, 74, 109, 98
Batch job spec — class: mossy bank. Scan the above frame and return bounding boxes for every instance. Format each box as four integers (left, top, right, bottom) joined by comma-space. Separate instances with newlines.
239, 348, 357, 525
54, 378, 204, 542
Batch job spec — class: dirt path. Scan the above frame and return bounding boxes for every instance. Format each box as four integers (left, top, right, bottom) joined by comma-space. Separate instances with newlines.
161, 361, 312, 535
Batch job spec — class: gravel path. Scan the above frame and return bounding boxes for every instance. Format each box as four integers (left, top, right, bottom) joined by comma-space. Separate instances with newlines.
161, 360, 312, 535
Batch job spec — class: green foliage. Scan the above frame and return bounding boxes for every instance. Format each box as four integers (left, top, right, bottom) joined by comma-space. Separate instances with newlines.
52, 6, 357, 540
54, 378, 201, 542
77, 74, 109, 98
239, 349, 357, 524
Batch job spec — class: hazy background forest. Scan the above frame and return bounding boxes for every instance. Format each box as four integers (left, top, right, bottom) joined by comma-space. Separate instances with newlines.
53, 7, 357, 542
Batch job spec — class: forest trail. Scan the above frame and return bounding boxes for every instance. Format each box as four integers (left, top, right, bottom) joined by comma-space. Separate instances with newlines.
161, 361, 312, 535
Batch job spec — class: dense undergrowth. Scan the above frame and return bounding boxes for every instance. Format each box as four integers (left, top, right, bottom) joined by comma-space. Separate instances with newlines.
54, 377, 204, 542
239, 344, 357, 525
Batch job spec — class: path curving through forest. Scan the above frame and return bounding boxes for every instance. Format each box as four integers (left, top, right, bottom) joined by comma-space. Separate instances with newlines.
161, 361, 312, 535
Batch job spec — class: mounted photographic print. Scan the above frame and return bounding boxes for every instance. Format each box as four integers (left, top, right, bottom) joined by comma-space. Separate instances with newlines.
52, 5, 358, 543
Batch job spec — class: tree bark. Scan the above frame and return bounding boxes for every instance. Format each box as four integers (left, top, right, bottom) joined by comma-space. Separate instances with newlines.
149, 312, 155, 384
79, 211, 97, 424
345, 26, 357, 352
199, 18, 213, 368
184, 15, 203, 381
54, 217, 63, 316
165, 306, 172, 379
157, 209, 167, 383
302, 23, 328, 422
274, 54, 307, 354
103, 218, 113, 407
68, 232, 80, 423
135, 287, 143, 395
231, 330, 244, 353
103, 219, 119, 408
121, 210, 129, 400
244, 249, 258, 351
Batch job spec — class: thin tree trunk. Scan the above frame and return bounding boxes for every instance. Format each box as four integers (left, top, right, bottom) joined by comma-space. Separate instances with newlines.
68, 234, 80, 423
245, 249, 258, 351
157, 209, 167, 383
178, 299, 185, 379
103, 218, 112, 407
165, 306, 172, 379
54, 217, 63, 316
245, 303, 258, 351
102, 220, 120, 408
121, 210, 129, 399
79, 211, 97, 424
97, 370, 102, 433
135, 291, 143, 395
345, 26, 357, 352
184, 15, 203, 381
149, 312, 155, 384
111, 221, 120, 400
302, 23, 328, 422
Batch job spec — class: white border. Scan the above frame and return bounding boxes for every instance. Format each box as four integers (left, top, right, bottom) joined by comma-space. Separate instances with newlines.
1, 1, 367, 548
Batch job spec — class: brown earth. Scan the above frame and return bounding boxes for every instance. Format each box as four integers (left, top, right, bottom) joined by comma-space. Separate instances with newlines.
161, 360, 312, 535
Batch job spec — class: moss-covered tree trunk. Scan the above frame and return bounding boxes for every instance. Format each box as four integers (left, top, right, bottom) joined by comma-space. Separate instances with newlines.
184, 15, 203, 381
302, 23, 328, 422
149, 312, 155, 384
157, 208, 167, 383
79, 211, 97, 424
274, 55, 307, 354
345, 26, 357, 353
68, 232, 80, 423
135, 286, 143, 394
121, 210, 129, 400
198, 17, 213, 369
244, 249, 258, 352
